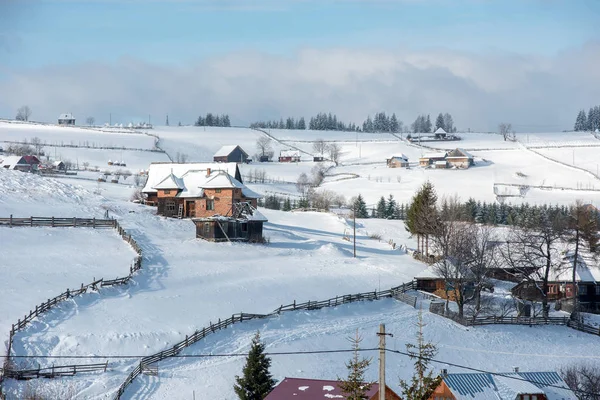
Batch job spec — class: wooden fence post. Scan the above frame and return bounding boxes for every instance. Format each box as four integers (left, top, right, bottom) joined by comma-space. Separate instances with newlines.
73, 217, 77, 227
93, 218, 96, 228
9, 214, 12, 227
293, 300, 296, 310
30, 216, 33, 227
51, 216, 55, 227
104, 360, 108, 372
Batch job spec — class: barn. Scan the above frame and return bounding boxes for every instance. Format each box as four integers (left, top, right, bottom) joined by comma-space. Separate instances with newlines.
213, 145, 249, 163
0, 155, 40, 172
419, 152, 447, 167
192, 202, 267, 242
446, 148, 474, 169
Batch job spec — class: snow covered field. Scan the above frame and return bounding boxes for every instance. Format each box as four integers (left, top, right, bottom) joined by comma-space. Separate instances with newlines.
2, 123, 600, 398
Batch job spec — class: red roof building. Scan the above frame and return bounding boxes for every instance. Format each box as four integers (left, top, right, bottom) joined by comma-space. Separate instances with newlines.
265, 377, 401, 400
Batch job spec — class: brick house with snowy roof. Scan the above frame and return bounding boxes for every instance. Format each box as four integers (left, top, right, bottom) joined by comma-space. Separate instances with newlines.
265, 377, 401, 400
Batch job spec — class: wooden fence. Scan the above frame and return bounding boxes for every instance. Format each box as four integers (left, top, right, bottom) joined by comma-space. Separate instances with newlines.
5, 362, 108, 380
429, 302, 600, 334
0, 217, 143, 398
112, 281, 416, 399
0, 216, 115, 228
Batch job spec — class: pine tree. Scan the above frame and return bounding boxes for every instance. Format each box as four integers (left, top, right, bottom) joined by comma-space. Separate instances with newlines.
338, 331, 372, 400
234, 331, 277, 400
435, 113, 445, 131
385, 194, 396, 219
165, 114, 169, 126
587, 107, 595, 131
574, 110, 587, 131
354, 194, 369, 218
376, 196, 387, 219
390, 113, 400, 133
399, 311, 442, 400
425, 115, 432, 133
282, 197, 292, 211
405, 182, 438, 254
297, 117, 306, 130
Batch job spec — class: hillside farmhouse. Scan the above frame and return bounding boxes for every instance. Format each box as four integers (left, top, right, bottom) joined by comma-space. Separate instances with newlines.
387, 154, 409, 168
213, 145, 249, 163
58, 113, 76, 126
265, 377, 401, 400
419, 148, 474, 169
279, 149, 301, 162
0, 155, 40, 172
429, 371, 575, 399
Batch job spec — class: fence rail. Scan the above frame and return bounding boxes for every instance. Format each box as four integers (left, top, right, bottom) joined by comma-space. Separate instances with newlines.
113, 281, 415, 399
5, 362, 108, 380
0, 217, 143, 398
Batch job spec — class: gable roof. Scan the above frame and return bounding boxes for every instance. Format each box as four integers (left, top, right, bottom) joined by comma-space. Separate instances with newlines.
265, 377, 380, 400
58, 113, 75, 120
1, 156, 27, 168
389, 154, 408, 161
280, 149, 300, 158
214, 145, 247, 158
143, 162, 242, 194
153, 172, 184, 190
442, 372, 576, 400
22, 155, 40, 164
447, 148, 474, 159
435, 127, 447, 134
421, 152, 447, 159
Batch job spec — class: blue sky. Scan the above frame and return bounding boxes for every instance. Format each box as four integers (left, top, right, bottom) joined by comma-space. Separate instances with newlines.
0, 0, 599, 130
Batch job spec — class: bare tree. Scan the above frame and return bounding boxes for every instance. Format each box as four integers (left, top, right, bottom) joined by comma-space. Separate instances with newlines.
296, 172, 310, 197
175, 152, 188, 163
469, 224, 499, 313
86, 116, 95, 126
82, 161, 90, 170
16, 105, 32, 122
498, 122, 513, 141
256, 136, 273, 159
500, 214, 566, 317
30, 137, 43, 155
561, 364, 600, 400
327, 143, 342, 166
133, 174, 141, 187
312, 139, 328, 157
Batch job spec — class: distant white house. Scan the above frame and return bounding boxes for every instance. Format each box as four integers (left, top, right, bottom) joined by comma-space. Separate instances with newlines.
278, 150, 301, 163
58, 113, 75, 126
434, 127, 447, 138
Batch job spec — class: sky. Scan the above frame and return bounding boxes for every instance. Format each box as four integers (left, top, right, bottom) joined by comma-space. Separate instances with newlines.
0, 0, 599, 131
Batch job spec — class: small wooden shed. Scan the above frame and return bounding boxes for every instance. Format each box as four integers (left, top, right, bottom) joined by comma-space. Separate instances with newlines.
213, 145, 249, 163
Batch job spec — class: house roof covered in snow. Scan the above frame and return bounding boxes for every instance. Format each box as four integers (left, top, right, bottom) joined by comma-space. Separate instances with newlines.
264, 377, 382, 400
420, 152, 447, 159
143, 162, 241, 193
213, 145, 247, 158
435, 127, 447, 134
1, 156, 27, 168
279, 149, 300, 158
58, 113, 75, 120
442, 372, 575, 400
446, 148, 474, 159
150, 168, 260, 199
389, 154, 408, 161
551, 250, 600, 283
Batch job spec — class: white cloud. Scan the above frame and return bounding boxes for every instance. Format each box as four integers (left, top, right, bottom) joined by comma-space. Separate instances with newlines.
1, 43, 599, 131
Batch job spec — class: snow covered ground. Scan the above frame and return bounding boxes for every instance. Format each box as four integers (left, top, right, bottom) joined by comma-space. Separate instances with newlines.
2, 123, 600, 398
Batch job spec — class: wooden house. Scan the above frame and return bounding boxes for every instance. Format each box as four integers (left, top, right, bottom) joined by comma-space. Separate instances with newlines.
53, 160, 66, 171
434, 160, 448, 169
143, 162, 244, 205
192, 202, 267, 242
265, 377, 401, 400
387, 154, 409, 168
434, 127, 447, 139
511, 251, 600, 313
58, 113, 75, 126
1, 155, 40, 172
278, 150, 301, 163
446, 148, 474, 169
146, 164, 260, 220
419, 152, 447, 167
213, 145, 249, 163
429, 371, 575, 400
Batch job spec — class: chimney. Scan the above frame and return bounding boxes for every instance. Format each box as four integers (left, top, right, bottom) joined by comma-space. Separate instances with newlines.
513, 367, 519, 373
206, 168, 211, 177
441, 369, 448, 377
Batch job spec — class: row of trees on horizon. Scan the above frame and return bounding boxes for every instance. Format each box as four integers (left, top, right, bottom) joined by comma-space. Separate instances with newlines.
574, 105, 600, 132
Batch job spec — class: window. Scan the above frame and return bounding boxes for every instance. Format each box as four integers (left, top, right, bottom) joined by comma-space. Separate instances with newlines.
215, 189, 222, 193
165, 201, 176, 212
579, 285, 588, 295
549, 285, 557, 294
163, 190, 171, 195
206, 199, 214, 211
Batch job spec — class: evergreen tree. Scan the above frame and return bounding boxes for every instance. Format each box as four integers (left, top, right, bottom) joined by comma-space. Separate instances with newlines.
425, 115, 432, 133
435, 113, 445, 131
574, 110, 587, 131
234, 331, 277, 400
587, 107, 595, 131
297, 117, 306, 130
385, 194, 396, 219
282, 197, 292, 211
376, 196, 387, 218
390, 113, 400, 133
338, 331, 372, 400
399, 311, 442, 400
166, 114, 169, 126
405, 182, 438, 254
353, 194, 369, 218
223, 115, 231, 127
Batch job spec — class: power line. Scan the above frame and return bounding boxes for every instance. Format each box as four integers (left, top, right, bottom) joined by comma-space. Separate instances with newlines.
2, 348, 597, 396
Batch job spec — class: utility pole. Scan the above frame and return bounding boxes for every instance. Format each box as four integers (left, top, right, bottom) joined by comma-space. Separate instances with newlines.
353, 202, 356, 258
376, 324, 393, 400
109, 113, 112, 126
